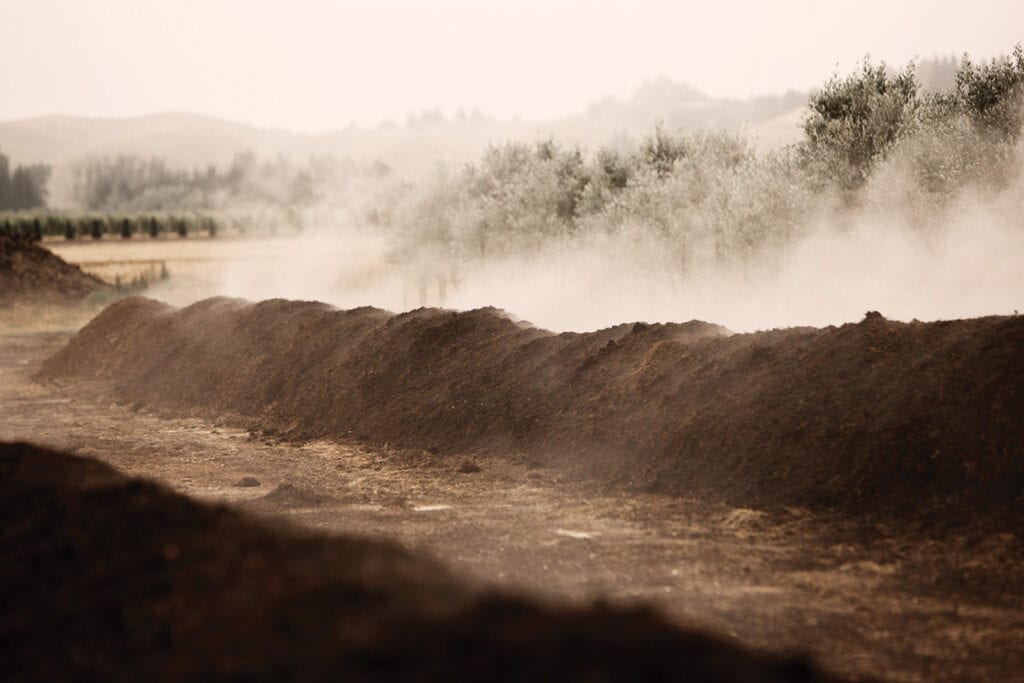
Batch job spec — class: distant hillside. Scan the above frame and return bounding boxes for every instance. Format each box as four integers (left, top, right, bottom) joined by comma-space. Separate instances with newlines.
749, 106, 807, 151
0, 81, 810, 206
579, 78, 805, 133
2, 57, 970, 182
0, 113, 303, 168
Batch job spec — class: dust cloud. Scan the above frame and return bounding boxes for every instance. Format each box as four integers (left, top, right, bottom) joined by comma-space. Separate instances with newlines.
423, 225, 1021, 333
131, 132, 1024, 334
159, 193, 1019, 335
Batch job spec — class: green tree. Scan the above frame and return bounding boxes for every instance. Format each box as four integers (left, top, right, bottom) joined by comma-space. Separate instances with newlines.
800, 59, 919, 191
640, 124, 687, 178
956, 44, 1024, 139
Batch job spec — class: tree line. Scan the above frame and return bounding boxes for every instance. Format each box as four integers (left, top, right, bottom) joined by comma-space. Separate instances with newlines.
383, 46, 1024, 277
72, 152, 312, 212
0, 213, 220, 241
0, 150, 50, 211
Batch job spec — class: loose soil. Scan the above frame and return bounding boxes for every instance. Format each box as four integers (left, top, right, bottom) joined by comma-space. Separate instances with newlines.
3, 331, 1022, 682
0, 235, 107, 307
39, 297, 1024, 532
4, 440, 853, 682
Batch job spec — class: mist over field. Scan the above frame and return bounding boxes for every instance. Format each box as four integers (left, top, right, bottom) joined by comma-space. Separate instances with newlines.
5, 51, 1022, 335
4, 15, 1021, 334
196, 169, 1024, 333
142, 53, 1021, 333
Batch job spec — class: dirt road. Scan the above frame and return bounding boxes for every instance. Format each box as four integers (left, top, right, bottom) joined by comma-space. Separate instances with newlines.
2, 330, 1022, 682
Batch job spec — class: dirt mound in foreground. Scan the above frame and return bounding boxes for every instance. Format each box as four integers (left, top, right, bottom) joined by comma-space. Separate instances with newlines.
0, 234, 106, 306
41, 297, 1024, 531
0, 442, 844, 682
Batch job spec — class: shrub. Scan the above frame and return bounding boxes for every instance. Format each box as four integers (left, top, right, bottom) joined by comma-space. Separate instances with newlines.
955, 44, 1024, 140
800, 59, 920, 191
639, 124, 688, 177
381, 46, 1021, 287
865, 46, 1024, 205
583, 131, 809, 268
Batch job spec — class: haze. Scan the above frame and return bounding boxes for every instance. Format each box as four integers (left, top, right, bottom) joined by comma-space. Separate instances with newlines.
2, 0, 1021, 131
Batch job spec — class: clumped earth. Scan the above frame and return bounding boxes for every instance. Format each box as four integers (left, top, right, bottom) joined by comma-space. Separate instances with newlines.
0, 235, 107, 307
0, 441, 846, 682
6, 319, 1024, 681
40, 296, 1024, 533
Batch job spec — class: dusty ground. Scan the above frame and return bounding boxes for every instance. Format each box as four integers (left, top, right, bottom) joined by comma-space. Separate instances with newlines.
2, 329, 1022, 683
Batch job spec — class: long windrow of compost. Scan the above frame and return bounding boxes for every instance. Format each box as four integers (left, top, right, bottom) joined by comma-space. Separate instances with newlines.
39, 296, 1024, 532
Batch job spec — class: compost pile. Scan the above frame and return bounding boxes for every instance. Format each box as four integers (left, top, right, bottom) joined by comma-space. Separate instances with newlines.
0, 234, 105, 306
40, 297, 1024, 531
0, 441, 843, 682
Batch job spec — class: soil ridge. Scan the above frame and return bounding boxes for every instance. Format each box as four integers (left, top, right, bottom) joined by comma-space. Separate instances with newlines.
40, 296, 1024, 531
0, 234, 107, 306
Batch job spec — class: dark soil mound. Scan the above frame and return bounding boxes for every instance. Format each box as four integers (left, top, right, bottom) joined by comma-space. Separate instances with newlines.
0, 234, 106, 306
40, 297, 1024, 531
0, 441, 845, 682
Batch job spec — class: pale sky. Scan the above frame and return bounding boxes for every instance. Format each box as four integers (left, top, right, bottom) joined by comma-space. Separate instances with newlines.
2, 0, 1021, 132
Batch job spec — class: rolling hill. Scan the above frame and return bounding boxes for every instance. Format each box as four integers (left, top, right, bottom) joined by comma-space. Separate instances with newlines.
0, 80, 807, 177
